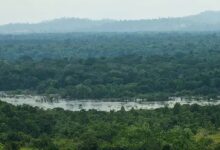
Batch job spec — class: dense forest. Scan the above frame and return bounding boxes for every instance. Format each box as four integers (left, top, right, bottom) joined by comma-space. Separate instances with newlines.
0, 33, 220, 60
0, 32, 220, 149
1, 53, 220, 99
0, 33, 220, 99
0, 101, 219, 150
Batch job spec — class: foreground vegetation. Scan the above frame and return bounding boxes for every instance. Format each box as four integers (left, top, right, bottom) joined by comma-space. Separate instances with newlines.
0, 101, 219, 150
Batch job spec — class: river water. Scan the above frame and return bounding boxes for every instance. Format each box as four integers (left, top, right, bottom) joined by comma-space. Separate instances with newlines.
0, 94, 220, 111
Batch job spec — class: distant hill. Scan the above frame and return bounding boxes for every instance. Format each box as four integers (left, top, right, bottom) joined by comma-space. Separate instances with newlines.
0, 11, 220, 34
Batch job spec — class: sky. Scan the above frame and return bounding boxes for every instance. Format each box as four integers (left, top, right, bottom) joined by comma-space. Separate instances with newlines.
0, 0, 220, 25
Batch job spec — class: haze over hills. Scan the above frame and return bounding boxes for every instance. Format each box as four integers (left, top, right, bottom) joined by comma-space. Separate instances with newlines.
0, 11, 220, 34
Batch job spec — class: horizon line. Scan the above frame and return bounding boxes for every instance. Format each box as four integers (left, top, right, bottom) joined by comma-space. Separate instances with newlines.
0, 10, 219, 26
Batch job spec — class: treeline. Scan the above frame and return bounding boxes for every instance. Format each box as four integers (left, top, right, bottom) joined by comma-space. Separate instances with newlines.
0, 101, 219, 149
0, 33, 220, 60
1, 52, 220, 99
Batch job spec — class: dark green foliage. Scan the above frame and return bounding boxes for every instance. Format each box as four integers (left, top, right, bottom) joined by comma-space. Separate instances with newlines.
1, 33, 220, 99
0, 102, 219, 149
1, 32, 220, 149
1, 52, 220, 99
0, 33, 220, 60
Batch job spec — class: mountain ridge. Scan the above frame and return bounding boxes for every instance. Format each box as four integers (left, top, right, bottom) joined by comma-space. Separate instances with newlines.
0, 11, 220, 34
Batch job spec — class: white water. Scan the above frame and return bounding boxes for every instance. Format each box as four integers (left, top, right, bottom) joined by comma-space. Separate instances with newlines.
0, 94, 220, 112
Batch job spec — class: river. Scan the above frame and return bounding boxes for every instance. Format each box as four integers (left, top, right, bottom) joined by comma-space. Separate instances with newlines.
0, 94, 220, 111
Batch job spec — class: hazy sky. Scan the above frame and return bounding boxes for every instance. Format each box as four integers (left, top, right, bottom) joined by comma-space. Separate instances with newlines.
1, 0, 220, 25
